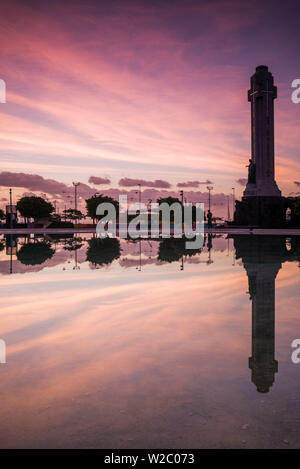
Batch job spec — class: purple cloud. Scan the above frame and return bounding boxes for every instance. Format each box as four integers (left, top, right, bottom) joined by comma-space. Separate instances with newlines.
88, 176, 111, 185
119, 178, 171, 188
177, 180, 213, 188
236, 178, 247, 186
0, 172, 97, 203
0, 171, 69, 195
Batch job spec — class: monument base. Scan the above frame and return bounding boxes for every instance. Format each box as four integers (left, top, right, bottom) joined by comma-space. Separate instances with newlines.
234, 196, 286, 228
244, 181, 281, 197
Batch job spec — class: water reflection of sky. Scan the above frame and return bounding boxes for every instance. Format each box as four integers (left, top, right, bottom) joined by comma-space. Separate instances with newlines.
0, 234, 299, 448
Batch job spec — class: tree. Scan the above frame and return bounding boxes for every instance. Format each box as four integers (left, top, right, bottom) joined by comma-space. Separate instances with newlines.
86, 194, 119, 222
50, 213, 62, 223
17, 241, 55, 265
63, 209, 85, 221
157, 196, 182, 206
156, 196, 181, 222
156, 196, 198, 223
0, 209, 5, 222
16, 196, 54, 221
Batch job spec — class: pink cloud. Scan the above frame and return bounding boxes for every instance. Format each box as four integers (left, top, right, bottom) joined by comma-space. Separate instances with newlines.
88, 176, 111, 185
119, 178, 171, 188
0, 171, 69, 195
0, 0, 299, 200
0, 172, 97, 205
177, 180, 213, 188
236, 178, 247, 186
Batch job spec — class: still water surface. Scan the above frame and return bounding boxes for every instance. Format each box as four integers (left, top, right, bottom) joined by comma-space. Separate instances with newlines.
0, 233, 299, 448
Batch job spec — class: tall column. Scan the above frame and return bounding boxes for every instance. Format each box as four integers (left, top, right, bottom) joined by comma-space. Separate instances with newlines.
244, 65, 281, 197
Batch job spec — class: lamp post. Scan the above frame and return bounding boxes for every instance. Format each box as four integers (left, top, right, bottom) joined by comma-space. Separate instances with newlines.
232, 187, 235, 221
72, 182, 80, 225
9, 188, 13, 229
179, 190, 184, 205
72, 182, 80, 211
137, 183, 141, 207
207, 186, 213, 212
227, 195, 231, 221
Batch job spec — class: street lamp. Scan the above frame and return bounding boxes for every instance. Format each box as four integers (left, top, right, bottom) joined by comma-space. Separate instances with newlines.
227, 195, 231, 221
9, 188, 13, 229
232, 187, 235, 220
138, 183, 141, 207
207, 186, 213, 212
72, 182, 80, 211
179, 190, 184, 205
135, 184, 142, 210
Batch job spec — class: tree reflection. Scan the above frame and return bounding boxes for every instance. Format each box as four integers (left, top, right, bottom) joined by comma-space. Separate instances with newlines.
63, 237, 84, 251
86, 237, 121, 266
158, 237, 201, 263
17, 241, 55, 266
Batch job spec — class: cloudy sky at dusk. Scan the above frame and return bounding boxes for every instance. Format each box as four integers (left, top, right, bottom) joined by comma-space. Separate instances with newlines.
0, 0, 299, 209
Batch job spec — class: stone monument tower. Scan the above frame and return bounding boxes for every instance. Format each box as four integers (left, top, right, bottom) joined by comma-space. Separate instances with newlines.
245, 65, 281, 197
234, 66, 285, 227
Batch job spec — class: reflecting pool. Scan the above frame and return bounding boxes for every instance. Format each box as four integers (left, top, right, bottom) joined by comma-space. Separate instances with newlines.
0, 233, 299, 448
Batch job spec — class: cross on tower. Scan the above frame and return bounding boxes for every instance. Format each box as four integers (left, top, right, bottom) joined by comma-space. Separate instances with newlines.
249, 83, 274, 115
261, 81, 274, 116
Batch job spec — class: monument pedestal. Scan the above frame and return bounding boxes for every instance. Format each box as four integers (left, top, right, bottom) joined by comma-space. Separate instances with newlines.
244, 181, 281, 198
234, 196, 286, 227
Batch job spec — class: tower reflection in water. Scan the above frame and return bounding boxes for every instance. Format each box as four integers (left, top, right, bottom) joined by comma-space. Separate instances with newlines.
233, 235, 297, 393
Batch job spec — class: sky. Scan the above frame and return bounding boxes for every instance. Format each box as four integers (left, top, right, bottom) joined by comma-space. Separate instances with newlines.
0, 0, 300, 212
